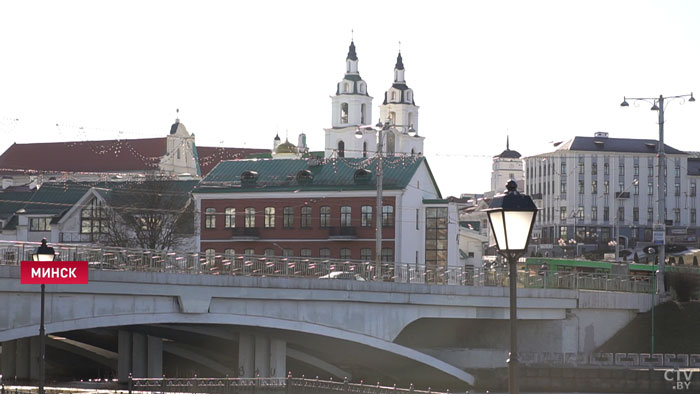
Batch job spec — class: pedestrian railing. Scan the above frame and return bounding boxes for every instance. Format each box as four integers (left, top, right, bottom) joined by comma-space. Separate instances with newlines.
518, 352, 700, 369
0, 240, 656, 293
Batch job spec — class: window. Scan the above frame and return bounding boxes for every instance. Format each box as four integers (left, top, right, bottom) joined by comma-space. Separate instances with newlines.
617, 207, 624, 222
225, 208, 236, 228
578, 180, 584, 194
391, 91, 396, 101
591, 206, 598, 221
381, 248, 394, 263
675, 183, 681, 196
648, 182, 654, 195
634, 164, 639, 177
560, 162, 566, 175
634, 183, 639, 195
283, 207, 294, 228
675, 165, 681, 177
633, 208, 639, 222
674, 209, 681, 224
560, 181, 567, 194
591, 180, 597, 194
80, 200, 104, 234
560, 226, 568, 240
363, 142, 368, 158
619, 164, 625, 176
340, 206, 352, 227
592, 163, 598, 175
560, 207, 567, 220
382, 206, 395, 227
361, 103, 366, 123
415, 209, 419, 230
320, 206, 331, 227
300, 248, 312, 258
204, 208, 217, 229
264, 249, 275, 257
578, 162, 584, 174
264, 207, 276, 228
649, 164, 654, 177
340, 248, 352, 260
340, 103, 348, 124
425, 207, 448, 276
244, 248, 255, 256
30, 217, 52, 232
604, 163, 609, 175
337, 140, 345, 157
577, 206, 584, 220
604, 180, 609, 194
244, 208, 255, 228
224, 249, 235, 259
648, 208, 654, 224
604, 207, 609, 221
361, 205, 373, 227
692, 209, 697, 224
692, 183, 697, 197
319, 248, 330, 259
283, 248, 294, 257
345, 83, 350, 92
301, 206, 312, 228
361, 248, 372, 261
205, 249, 216, 264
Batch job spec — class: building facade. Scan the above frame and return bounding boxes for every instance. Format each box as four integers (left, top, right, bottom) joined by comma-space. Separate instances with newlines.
524, 132, 698, 254
192, 157, 461, 271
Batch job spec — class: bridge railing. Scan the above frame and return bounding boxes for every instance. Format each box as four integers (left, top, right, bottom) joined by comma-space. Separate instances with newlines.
128, 376, 453, 394
518, 351, 700, 369
0, 240, 653, 293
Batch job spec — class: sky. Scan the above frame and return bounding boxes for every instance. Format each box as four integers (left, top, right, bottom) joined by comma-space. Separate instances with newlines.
1, 0, 699, 197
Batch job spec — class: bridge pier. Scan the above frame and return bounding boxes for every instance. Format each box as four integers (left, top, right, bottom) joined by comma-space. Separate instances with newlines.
0, 337, 41, 382
117, 330, 162, 382
238, 334, 285, 378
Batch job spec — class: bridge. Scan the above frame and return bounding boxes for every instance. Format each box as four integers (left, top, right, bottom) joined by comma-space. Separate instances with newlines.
0, 241, 653, 388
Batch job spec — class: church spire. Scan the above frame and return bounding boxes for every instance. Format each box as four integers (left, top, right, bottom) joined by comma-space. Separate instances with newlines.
347, 41, 358, 61
395, 52, 404, 71
507, 135, 510, 150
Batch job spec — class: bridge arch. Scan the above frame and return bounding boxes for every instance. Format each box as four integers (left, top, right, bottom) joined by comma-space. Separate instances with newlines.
1, 312, 475, 386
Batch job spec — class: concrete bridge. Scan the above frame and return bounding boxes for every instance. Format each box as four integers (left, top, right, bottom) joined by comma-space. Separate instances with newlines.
0, 264, 652, 388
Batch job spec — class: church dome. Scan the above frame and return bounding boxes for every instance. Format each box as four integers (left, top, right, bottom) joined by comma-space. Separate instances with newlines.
275, 140, 298, 154
495, 149, 521, 159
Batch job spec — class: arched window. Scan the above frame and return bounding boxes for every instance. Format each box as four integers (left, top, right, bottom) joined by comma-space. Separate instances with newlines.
205, 208, 216, 229
407, 92, 412, 102
340, 103, 349, 124
344, 83, 350, 93
391, 91, 397, 101
338, 140, 345, 158
359, 83, 365, 93
361, 103, 366, 124
225, 208, 235, 228
411, 148, 415, 156
205, 249, 216, 264
363, 141, 368, 158
389, 112, 396, 124
347, 61, 351, 72
408, 112, 413, 127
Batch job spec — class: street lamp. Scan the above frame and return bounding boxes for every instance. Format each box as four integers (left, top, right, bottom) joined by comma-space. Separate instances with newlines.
355, 118, 417, 279
32, 251, 56, 394
485, 180, 538, 394
621, 92, 695, 295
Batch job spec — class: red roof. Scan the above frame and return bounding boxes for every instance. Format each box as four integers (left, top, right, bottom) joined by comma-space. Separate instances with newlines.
0, 138, 167, 173
196, 146, 269, 176
0, 139, 270, 177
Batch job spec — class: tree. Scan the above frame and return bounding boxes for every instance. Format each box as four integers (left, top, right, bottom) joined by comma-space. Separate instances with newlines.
101, 177, 196, 250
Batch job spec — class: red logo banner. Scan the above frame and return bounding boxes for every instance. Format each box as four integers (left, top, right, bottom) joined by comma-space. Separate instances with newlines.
20, 261, 89, 284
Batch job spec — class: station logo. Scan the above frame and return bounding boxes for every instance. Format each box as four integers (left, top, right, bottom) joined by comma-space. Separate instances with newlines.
664, 369, 693, 391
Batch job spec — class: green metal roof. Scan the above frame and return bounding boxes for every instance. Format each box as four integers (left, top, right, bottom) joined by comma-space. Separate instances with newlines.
195, 157, 434, 194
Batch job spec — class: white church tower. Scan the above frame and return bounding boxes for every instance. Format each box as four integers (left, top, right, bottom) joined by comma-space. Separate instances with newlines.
324, 41, 373, 158
490, 136, 524, 193
378, 52, 424, 156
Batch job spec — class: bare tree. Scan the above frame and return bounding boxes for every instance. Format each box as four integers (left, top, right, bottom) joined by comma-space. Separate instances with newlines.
101, 177, 195, 250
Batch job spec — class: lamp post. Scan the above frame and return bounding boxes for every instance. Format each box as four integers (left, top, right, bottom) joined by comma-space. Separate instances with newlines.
356, 118, 416, 279
621, 93, 694, 294
32, 252, 56, 394
485, 180, 538, 394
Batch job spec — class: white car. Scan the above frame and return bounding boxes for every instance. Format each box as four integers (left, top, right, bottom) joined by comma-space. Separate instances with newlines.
319, 271, 366, 281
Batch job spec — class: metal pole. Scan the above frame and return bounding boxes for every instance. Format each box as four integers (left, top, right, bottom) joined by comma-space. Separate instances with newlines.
39, 284, 45, 394
507, 253, 519, 394
375, 127, 384, 280
651, 270, 656, 354
657, 95, 666, 295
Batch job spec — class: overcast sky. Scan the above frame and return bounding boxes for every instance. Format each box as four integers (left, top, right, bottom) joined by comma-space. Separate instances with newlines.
1, 0, 699, 197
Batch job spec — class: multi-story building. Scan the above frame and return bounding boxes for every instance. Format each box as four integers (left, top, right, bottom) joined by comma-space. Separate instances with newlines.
524, 132, 698, 254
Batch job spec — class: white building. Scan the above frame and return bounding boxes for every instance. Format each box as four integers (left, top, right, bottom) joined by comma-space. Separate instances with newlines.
490, 136, 524, 194
524, 132, 699, 254
324, 41, 424, 159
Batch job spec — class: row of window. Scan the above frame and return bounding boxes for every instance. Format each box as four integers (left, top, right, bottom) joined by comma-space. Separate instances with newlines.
204, 247, 394, 262
528, 159, 682, 179
538, 180, 695, 197
204, 206, 395, 229
556, 206, 696, 224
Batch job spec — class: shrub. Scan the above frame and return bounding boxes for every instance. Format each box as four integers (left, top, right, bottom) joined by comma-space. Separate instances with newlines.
666, 271, 700, 302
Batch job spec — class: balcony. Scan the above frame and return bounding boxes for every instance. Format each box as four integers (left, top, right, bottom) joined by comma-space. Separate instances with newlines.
231, 227, 260, 239
328, 226, 357, 239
